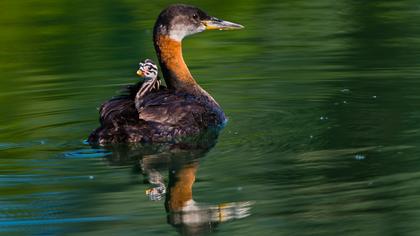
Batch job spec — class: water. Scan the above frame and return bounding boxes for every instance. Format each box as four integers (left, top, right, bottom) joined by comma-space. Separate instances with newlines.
2, 0, 420, 235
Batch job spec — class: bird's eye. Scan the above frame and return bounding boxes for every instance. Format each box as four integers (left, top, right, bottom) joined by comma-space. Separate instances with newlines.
193, 14, 199, 20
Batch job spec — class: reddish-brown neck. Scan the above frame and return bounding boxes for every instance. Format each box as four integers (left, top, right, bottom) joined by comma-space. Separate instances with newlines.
154, 35, 202, 94
165, 163, 198, 212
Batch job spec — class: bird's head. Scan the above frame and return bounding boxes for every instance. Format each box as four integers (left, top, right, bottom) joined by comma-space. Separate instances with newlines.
137, 59, 158, 79
154, 4, 244, 42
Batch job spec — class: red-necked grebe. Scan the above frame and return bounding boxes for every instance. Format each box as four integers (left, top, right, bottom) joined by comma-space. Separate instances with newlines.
88, 4, 244, 145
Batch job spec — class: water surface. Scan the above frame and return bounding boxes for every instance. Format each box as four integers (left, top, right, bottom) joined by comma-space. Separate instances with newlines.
2, 0, 420, 235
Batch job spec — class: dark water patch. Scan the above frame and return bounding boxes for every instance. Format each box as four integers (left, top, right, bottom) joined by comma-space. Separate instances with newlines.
0, 216, 120, 227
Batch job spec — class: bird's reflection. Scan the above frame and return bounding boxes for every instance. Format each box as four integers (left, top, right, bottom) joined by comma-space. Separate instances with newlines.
100, 130, 251, 235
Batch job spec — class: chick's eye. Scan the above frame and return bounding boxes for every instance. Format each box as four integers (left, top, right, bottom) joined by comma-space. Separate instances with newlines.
193, 14, 199, 20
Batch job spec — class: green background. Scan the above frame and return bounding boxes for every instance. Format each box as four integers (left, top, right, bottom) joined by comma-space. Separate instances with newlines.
1, 0, 420, 235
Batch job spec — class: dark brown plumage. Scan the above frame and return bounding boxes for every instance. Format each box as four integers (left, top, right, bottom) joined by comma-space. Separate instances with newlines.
89, 85, 225, 144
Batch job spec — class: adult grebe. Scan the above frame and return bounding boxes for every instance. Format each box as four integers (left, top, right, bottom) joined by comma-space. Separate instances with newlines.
88, 4, 243, 145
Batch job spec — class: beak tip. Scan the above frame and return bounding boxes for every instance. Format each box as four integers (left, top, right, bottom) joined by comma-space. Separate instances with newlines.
230, 23, 245, 30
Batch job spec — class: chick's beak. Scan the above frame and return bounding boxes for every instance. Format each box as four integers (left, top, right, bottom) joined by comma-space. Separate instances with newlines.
202, 17, 244, 30
136, 69, 144, 77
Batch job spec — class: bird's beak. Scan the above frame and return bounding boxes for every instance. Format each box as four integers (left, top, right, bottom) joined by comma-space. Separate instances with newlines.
202, 17, 244, 31
136, 69, 144, 77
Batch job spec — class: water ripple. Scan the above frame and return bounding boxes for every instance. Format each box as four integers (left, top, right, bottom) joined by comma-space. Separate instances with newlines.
63, 148, 111, 159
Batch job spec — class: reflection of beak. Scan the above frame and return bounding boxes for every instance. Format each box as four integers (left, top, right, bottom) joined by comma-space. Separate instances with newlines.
136, 69, 144, 77
202, 17, 244, 30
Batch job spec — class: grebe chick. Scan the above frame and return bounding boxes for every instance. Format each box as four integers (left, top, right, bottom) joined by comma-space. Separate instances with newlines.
135, 59, 161, 111
88, 4, 243, 145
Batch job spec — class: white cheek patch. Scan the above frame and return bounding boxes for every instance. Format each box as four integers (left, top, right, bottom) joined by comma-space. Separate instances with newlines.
169, 29, 187, 42
169, 24, 206, 41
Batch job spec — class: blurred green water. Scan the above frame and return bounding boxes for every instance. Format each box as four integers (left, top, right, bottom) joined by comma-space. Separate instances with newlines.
2, 0, 420, 235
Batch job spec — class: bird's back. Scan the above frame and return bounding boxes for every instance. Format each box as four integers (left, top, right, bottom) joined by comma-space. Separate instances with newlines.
88, 87, 226, 145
